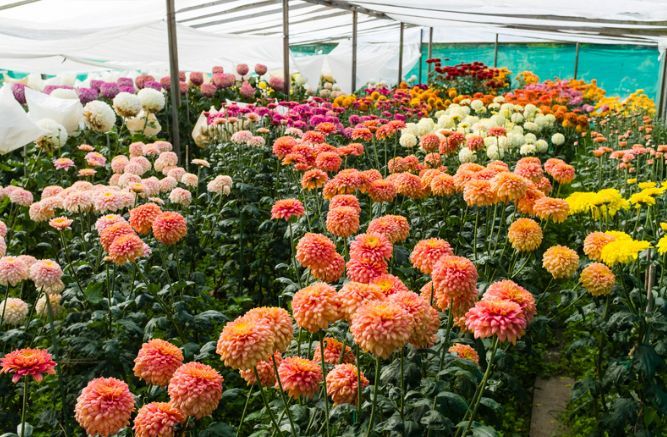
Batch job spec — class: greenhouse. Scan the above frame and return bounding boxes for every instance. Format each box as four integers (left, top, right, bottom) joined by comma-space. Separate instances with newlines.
1, 0, 667, 436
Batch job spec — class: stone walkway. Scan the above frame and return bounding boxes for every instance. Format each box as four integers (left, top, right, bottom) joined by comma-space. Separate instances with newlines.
529, 376, 574, 437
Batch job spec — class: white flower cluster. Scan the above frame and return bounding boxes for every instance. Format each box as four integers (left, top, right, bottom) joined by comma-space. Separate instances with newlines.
83, 101, 117, 133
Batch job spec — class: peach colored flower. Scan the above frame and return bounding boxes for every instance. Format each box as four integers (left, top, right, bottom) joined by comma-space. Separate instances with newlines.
152, 212, 187, 245
1, 348, 56, 383
129, 203, 162, 235
313, 337, 355, 364
133, 402, 185, 437
291, 282, 340, 333
389, 291, 440, 348
367, 215, 410, 243
349, 233, 393, 263
277, 357, 322, 399
100, 221, 135, 251
448, 343, 479, 364
75, 377, 135, 437
430, 173, 457, 197
271, 198, 305, 221
580, 263, 616, 296
108, 234, 145, 264
410, 238, 453, 274
542, 245, 579, 279
133, 339, 184, 386
29, 259, 63, 293
329, 194, 361, 214
245, 307, 294, 353
216, 315, 275, 370
310, 254, 346, 283
583, 232, 615, 261
296, 233, 339, 271
326, 206, 360, 237
326, 363, 369, 405
371, 274, 410, 296
350, 301, 413, 358
463, 179, 497, 207
483, 280, 536, 322
432, 255, 478, 313
491, 172, 529, 202
0, 297, 28, 325
168, 362, 223, 419
346, 258, 388, 283
0, 256, 29, 286
464, 299, 527, 344
49, 216, 73, 231
338, 281, 385, 320
507, 218, 543, 252
533, 197, 569, 223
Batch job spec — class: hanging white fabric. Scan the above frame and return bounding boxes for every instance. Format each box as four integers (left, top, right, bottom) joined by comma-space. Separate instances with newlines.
0, 85, 45, 155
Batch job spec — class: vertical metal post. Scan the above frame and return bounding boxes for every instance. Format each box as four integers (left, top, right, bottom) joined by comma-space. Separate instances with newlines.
427, 27, 433, 74
397, 22, 404, 85
351, 9, 358, 91
418, 28, 424, 84
282, 0, 290, 96
493, 33, 499, 68
573, 42, 580, 79
166, 0, 181, 157
658, 52, 667, 121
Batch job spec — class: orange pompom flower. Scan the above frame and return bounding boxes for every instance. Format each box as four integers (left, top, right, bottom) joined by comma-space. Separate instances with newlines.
133, 402, 185, 437
368, 179, 397, 203
491, 172, 529, 202
464, 299, 527, 344
296, 232, 339, 271
313, 337, 355, 364
239, 352, 282, 387
326, 206, 360, 237
133, 339, 184, 386
431, 255, 478, 313
245, 307, 294, 352
278, 357, 322, 399
507, 218, 543, 252
271, 198, 305, 221
99, 221, 135, 251
583, 232, 615, 261
349, 233, 393, 263
448, 343, 479, 364
430, 173, 457, 197
338, 281, 385, 320
75, 377, 135, 437
326, 363, 369, 405
533, 197, 569, 223
310, 253, 346, 283
329, 194, 361, 214
1, 348, 56, 383
367, 215, 410, 243
152, 211, 187, 245
168, 362, 223, 419
410, 238, 454, 274
301, 169, 329, 190
463, 179, 497, 207
350, 301, 413, 358
389, 291, 440, 348
346, 257, 388, 283
108, 233, 145, 264
371, 274, 410, 296
483, 280, 536, 322
580, 263, 616, 296
542, 245, 579, 279
291, 282, 340, 333
129, 203, 162, 235
216, 315, 275, 369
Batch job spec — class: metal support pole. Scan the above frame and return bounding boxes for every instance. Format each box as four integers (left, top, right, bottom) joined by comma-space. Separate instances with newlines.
282, 0, 290, 96
658, 53, 667, 122
166, 0, 181, 157
493, 33, 499, 68
398, 22, 404, 85
351, 9, 357, 91
573, 42, 580, 79
427, 27, 433, 74
418, 28, 424, 84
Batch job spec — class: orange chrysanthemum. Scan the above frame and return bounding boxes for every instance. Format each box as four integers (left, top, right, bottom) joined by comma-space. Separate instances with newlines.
507, 218, 543, 252
350, 301, 413, 358
464, 299, 527, 344
542, 245, 579, 279
310, 253, 346, 283
448, 343, 479, 364
367, 179, 397, 203
75, 377, 135, 437
326, 206, 360, 237
129, 203, 162, 235
245, 307, 294, 352
313, 337, 355, 364
483, 280, 536, 322
491, 172, 529, 202
99, 221, 135, 251
133, 402, 185, 437
216, 315, 275, 370
367, 215, 410, 243
346, 258, 388, 283
463, 179, 497, 207
278, 357, 322, 399
410, 238, 454, 274
338, 281, 385, 320
301, 169, 329, 190
389, 291, 440, 348
580, 263, 616, 296
326, 363, 369, 405
133, 339, 183, 386
430, 173, 457, 197
108, 233, 145, 264
271, 198, 305, 221
533, 197, 569, 223
1, 348, 56, 383
349, 233, 393, 263
329, 194, 361, 213
291, 282, 340, 333
152, 212, 187, 245
168, 362, 223, 419
583, 232, 615, 261
296, 233, 339, 271
432, 255, 479, 314
239, 352, 281, 387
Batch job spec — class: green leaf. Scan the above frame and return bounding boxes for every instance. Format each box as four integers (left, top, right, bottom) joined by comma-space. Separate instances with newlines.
84, 281, 104, 304
635, 344, 662, 378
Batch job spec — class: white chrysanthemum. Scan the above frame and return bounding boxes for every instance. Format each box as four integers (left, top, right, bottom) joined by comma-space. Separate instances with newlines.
520, 143, 537, 155
399, 132, 418, 148
524, 133, 537, 144
507, 132, 525, 148
493, 96, 506, 104
113, 92, 142, 117
83, 100, 116, 132
486, 144, 500, 160
544, 113, 556, 125
50, 88, 79, 100
403, 123, 418, 136
523, 121, 539, 132
458, 147, 477, 163
416, 118, 436, 136
36, 293, 63, 318
510, 113, 524, 124
488, 102, 500, 112
551, 133, 565, 145
470, 99, 485, 112
126, 111, 161, 137
437, 115, 455, 129
35, 119, 68, 151
138, 88, 166, 113
0, 298, 29, 326
535, 139, 549, 153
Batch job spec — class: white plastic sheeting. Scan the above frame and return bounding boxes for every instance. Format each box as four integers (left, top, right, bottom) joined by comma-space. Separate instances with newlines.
0, 85, 43, 155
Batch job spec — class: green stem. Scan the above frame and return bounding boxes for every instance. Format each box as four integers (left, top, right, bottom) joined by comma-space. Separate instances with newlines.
272, 355, 298, 437
236, 384, 254, 437
20, 377, 28, 437
253, 367, 281, 434
459, 337, 500, 437
438, 311, 454, 372
366, 356, 381, 437
356, 345, 362, 423
319, 337, 331, 437
400, 347, 405, 424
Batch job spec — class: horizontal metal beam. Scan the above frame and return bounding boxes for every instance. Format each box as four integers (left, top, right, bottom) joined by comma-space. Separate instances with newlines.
192, 2, 315, 28
229, 8, 350, 33
177, 0, 236, 14
300, 0, 392, 21
0, 0, 40, 11
179, 0, 278, 24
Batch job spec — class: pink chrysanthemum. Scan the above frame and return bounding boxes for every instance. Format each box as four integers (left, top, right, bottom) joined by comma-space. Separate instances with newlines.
483, 280, 536, 322
278, 357, 322, 399
29, 259, 64, 293
152, 212, 187, 245
346, 258, 388, 284
133, 339, 184, 386
338, 281, 385, 320
75, 377, 135, 437
108, 233, 145, 264
448, 343, 479, 364
291, 282, 340, 333
326, 363, 369, 405
431, 255, 478, 313
216, 315, 276, 370
350, 301, 413, 358
349, 233, 393, 263
168, 362, 223, 419
0, 256, 29, 286
133, 402, 185, 437
95, 214, 126, 234
465, 299, 527, 344
410, 238, 454, 274
389, 291, 440, 348
1, 348, 56, 383
0, 298, 28, 325
271, 198, 305, 221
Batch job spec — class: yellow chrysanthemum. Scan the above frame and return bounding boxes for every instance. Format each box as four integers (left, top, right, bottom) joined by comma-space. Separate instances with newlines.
600, 239, 651, 266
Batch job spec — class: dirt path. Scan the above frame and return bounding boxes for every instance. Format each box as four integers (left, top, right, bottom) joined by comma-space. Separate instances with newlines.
529, 376, 574, 437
